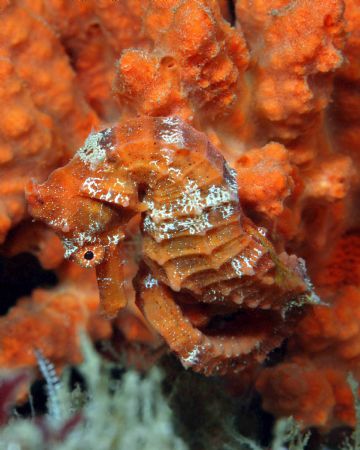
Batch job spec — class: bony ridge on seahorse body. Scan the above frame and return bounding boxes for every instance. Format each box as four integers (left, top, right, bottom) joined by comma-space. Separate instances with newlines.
27, 116, 317, 375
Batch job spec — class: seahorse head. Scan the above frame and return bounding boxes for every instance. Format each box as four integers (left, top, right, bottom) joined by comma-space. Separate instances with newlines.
26, 128, 140, 316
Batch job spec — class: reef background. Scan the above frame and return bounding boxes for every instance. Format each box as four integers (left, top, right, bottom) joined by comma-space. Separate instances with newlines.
0, 0, 360, 447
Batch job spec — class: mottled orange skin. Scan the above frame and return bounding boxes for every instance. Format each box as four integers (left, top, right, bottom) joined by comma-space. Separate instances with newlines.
27, 116, 312, 376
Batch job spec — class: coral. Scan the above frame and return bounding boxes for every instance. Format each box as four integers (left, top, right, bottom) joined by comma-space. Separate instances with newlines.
330, 0, 360, 171
0, 2, 97, 149
27, 116, 314, 376
233, 0, 358, 270
2, 222, 65, 270
23, 0, 122, 121
0, 263, 111, 371
0, 57, 58, 244
256, 361, 338, 428
256, 234, 360, 429
0, 1, 97, 244
233, 142, 294, 219
314, 233, 360, 290
236, 0, 345, 142
115, 0, 249, 122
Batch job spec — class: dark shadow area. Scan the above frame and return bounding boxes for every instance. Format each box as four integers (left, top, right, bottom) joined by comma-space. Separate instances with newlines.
0, 253, 58, 315
15, 379, 48, 417
264, 339, 288, 367
227, 0, 236, 26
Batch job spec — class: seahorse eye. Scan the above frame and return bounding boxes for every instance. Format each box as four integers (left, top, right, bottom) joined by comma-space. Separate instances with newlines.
73, 245, 105, 268
84, 250, 94, 261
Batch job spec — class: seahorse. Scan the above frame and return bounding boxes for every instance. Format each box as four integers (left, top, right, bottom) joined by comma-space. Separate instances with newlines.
27, 116, 314, 375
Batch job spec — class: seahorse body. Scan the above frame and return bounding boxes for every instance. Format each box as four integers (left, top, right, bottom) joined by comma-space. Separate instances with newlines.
106, 117, 305, 306
27, 116, 311, 375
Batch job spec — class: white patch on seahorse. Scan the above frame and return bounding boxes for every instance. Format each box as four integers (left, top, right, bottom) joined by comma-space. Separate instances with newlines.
180, 345, 203, 368
160, 117, 185, 147
89, 220, 104, 234
242, 257, 252, 269
100, 190, 112, 202
146, 172, 237, 226
231, 258, 244, 277
168, 167, 182, 178
224, 165, 239, 201
153, 205, 175, 222
48, 217, 69, 232
144, 213, 213, 242
62, 238, 79, 259
160, 147, 175, 165
143, 215, 156, 233
77, 131, 110, 170
207, 288, 225, 303
241, 245, 265, 271
216, 204, 235, 219
144, 199, 175, 223
150, 160, 160, 169
143, 171, 239, 241
178, 179, 203, 215
144, 274, 159, 289
257, 227, 267, 237
106, 233, 123, 246
205, 185, 232, 208
157, 214, 213, 238
180, 344, 209, 369
114, 178, 127, 188
113, 192, 130, 206
76, 232, 97, 247
298, 258, 321, 304
82, 177, 102, 196
82, 177, 130, 206
77, 128, 115, 170
145, 178, 232, 222
231, 246, 264, 278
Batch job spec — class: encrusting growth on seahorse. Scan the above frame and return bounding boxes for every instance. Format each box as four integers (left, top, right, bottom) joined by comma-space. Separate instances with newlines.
27, 116, 317, 375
